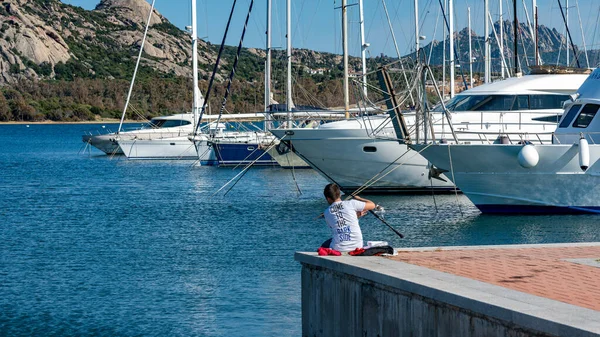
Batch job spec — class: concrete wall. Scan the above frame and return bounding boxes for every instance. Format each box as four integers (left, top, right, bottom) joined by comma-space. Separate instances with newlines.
297, 252, 600, 337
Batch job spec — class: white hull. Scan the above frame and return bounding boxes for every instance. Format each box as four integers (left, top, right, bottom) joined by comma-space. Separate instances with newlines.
192, 136, 218, 166
413, 143, 600, 213
82, 134, 123, 155
119, 136, 197, 160
266, 148, 310, 168
271, 127, 454, 193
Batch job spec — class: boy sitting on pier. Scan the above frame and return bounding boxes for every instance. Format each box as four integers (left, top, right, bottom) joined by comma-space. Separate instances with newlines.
321, 183, 376, 252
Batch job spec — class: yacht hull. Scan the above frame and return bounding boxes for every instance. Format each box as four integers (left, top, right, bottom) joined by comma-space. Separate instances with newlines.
413, 143, 600, 214
265, 141, 310, 168
119, 137, 197, 160
193, 137, 218, 166
82, 134, 123, 155
212, 142, 278, 167
270, 128, 455, 193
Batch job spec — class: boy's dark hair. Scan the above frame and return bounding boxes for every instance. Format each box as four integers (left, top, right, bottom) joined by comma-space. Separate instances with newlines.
323, 183, 341, 200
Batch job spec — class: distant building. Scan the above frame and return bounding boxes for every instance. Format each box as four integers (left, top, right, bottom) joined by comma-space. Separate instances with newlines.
304, 67, 330, 75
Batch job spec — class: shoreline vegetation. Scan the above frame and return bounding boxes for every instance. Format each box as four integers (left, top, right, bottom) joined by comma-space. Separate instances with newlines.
0, 119, 143, 125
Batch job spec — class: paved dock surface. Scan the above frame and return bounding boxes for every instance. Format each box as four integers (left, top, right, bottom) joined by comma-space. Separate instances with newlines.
390, 243, 600, 311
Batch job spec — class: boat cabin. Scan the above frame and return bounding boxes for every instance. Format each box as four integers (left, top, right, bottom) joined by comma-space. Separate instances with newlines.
554, 68, 600, 144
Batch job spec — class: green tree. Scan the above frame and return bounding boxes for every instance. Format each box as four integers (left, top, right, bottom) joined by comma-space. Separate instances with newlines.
0, 92, 12, 121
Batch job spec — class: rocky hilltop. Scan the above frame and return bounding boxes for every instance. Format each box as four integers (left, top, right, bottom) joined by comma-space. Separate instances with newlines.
0, 0, 219, 83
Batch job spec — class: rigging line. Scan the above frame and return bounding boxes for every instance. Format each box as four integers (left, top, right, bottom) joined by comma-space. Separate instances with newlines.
215, 0, 255, 128
574, 0, 590, 68
216, 135, 283, 196
287, 150, 302, 195
230, 134, 268, 171
118, 0, 156, 134
195, 0, 239, 134
557, 0, 581, 68
447, 143, 463, 217
428, 3, 441, 65
436, 0, 468, 91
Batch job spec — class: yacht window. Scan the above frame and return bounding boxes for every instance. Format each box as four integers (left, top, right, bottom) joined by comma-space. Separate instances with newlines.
475, 95, 517, 111
159, 120, 191, 128
572, 104, 600, 128
143, 119, 191, 129
514, 95, 530, 110
434, 95, 467, 111
558, 104, 581, 128
363, 146, 377, 153
529, 95, 572, 110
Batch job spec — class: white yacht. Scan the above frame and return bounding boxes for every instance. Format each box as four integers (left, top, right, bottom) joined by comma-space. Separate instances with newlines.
411, 68, 600, 214
270, 72, 588, 193
82, 114, 195, 155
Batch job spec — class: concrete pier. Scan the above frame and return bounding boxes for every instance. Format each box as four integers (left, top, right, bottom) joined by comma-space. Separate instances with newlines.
297, 242, 600, 337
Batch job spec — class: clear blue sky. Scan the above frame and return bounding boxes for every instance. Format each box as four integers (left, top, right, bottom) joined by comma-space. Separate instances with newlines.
60, 0, 600, 58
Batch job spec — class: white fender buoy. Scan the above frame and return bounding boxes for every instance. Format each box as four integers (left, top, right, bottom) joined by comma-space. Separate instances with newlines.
518, 144, 539, 168
579, 136, 590, 171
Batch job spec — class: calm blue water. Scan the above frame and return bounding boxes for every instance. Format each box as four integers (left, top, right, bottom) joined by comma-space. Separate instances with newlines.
1, 124, 599, 336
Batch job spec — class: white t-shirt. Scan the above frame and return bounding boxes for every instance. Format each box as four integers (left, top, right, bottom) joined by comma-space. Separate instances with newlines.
324, 200, 366, 252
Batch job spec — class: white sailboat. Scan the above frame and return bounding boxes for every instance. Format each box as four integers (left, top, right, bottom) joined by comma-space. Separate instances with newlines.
82, 113, 195, 155
118, 0, 203, 160
411, 68, 600, 214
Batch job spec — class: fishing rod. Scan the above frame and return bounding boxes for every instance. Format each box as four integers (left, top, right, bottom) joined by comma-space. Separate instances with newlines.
365, 204, 404, 239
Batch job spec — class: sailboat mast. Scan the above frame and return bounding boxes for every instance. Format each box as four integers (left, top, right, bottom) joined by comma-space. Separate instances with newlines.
499, 0, 504, 78
534, 2, 539, 65
191, 0, 201, 128
286, 0, 293, 127
484, 0, 491, 83
342, 0, 349, 119
468, 7, 473, 89
265, 0, 272, 129
514, 0, 518, 74
358, 0, 368, 97
442, 0, 446, 97
566, 0, 569, 65
415, 0, 419, 56
449, 0, 454, 97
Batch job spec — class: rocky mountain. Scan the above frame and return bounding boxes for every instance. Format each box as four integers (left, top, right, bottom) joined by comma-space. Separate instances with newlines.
420, 20, 592, 74
0, 0, 219, 83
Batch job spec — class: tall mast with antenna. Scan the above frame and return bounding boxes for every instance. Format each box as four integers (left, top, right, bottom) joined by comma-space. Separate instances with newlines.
358, 0, 368, 97
342, 0, 349, 119
286, 0, 293, 127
